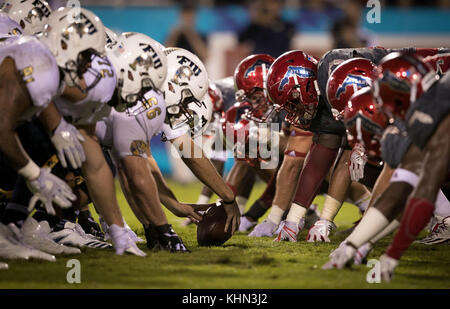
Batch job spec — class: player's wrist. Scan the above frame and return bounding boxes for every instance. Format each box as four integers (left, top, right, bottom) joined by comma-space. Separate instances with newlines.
18, 160, 40, 180
223, 198, 236, 205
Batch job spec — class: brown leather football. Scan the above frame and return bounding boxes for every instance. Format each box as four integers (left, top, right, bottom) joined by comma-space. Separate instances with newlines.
197, 203, 232, 246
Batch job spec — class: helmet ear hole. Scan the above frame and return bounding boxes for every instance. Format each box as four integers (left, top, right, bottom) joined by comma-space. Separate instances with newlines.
61, 39, 67, 50
20, 20, 25, 29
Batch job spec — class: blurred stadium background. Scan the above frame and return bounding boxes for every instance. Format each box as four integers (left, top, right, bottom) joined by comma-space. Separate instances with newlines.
49, 0, 450, 181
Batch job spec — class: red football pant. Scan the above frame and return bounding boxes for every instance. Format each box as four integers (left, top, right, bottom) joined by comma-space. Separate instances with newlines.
292, 142, 338, 208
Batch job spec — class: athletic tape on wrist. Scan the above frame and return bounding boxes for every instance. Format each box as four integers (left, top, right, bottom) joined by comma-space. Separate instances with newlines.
18, 160, 40, 180
390, 168, 419, 187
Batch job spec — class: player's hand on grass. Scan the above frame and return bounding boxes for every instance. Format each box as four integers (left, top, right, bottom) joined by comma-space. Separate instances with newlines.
221, 199, 240, 234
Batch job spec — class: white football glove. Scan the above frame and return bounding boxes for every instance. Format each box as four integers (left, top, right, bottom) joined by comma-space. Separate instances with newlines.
307, 219, 336, 242
51, 118, 86, 169
26, 168, 77, 216
348, 143, 367, 182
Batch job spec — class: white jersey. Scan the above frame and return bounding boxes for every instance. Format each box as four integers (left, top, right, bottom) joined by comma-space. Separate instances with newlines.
0, 12, 22, 38
96, 89, 188, 160
0, 35, 59, 121
53, 55, 116, 126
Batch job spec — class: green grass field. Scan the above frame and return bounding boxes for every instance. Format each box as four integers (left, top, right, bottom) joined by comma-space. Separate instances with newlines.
1, 180, 449, 289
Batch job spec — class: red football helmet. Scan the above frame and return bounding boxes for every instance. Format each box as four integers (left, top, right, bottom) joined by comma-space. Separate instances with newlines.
234, 54, 276, 123
220, 101, 259, 166
208, 82, 224, 114
373, 52, 438, 120
266, 50, 319, 129
326, 58, 376, 119
343, 88, 388, 165
423, 53, 450, 76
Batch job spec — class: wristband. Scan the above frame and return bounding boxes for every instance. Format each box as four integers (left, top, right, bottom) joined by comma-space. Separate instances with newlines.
223, 198, 236, 205
18, 160, 40, 180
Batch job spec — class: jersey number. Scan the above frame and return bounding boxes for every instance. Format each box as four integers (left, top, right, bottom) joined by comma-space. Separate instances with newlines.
20, 66, 34, 84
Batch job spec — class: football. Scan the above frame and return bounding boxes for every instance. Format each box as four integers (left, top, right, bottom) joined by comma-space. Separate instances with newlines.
197, 202, 233, 246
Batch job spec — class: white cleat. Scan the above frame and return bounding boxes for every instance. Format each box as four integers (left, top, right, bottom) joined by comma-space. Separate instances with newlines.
0, 262, 8, 270
51, 221, 112, 249
380, 254, 399, 282
306, 219, 336, 242
0, 223, 56, 262
248, 219, 278, 237
322, 244, 356, 269
109, 224, 146, 257
20, 218, 81, 255
239, 216, 257, 232
274, 221, 300, 242
416, 216, 450, 245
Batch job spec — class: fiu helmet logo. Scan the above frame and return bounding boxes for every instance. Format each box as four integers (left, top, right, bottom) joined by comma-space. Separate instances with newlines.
177, 55, 202, 76
244, 59, 272, 78
63, 12, 98, 39
30, 0, 51, 19
129, 43, 163, 70
279, 66, 315, 90
336, 74, 371, 99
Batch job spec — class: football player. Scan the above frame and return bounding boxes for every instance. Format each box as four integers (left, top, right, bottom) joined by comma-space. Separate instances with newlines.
1, 8, 145, 258
266, 50, 346, 242
323, 53, 450, 280
97, 43, 240, 251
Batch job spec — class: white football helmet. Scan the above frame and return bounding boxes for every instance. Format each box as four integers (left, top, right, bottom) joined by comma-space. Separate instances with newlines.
0, 0, 51, 35
106, 32, 167, 114
0, 12, 22, 36
104, 27, 118, 45
39, 7, 106, 91
163, 48, 209, 134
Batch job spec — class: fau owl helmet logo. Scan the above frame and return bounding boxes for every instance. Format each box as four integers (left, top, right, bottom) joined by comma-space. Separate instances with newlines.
244, 59, 272, 78
336, 74, 372, 99
279, 66, 315, 90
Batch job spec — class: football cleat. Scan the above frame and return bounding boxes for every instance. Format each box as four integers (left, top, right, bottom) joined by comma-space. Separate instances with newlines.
109, 224, 146, 256
354, 242, 373, 265
0, 262, 8, 270
380, 254, 399, 282
51, 220, 112, 249
274, 221, 300, 242
239, 216, 257, 232
248, 219, 278, 237
20, 217, 81, 255
416, 216, 450, 245
77, 211, 105, 241
306, 219, 336, 242
322, 244, 356, 269
304, 204, 320, 229
0, 223, 56, 262
154, 224, 190, 253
